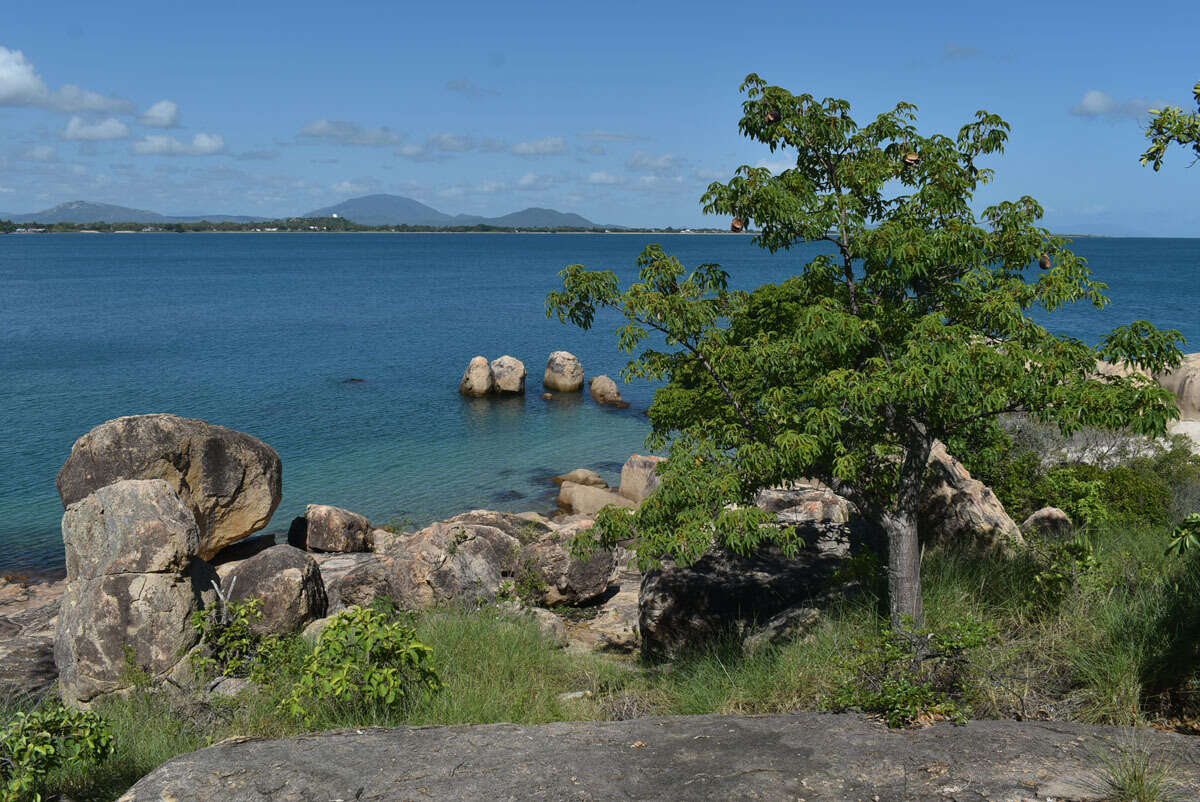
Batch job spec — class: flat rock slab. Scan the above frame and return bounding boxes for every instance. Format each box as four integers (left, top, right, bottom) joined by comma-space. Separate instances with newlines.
121, 713, 1200, 801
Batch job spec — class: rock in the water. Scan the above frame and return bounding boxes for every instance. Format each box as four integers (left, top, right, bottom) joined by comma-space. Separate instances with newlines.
589, 375, 628, 408
519, 523, 617, 606
56, 480, 216, 706
305, 504, 374, 553
490, 355, 527, 395
1157, 352, 1200, 421
552, 468, 609, 488
639, 547, 841, 661
458, 355, 495, 397
543, 350, 584, 392
1021, 506, 1073, 541
125, 712, 1200, 801
618, 454, 665, 504
557, 481, 636, 517
56, 414, 282, 561
223, 545, 326, 636
920, 441, 1023, 551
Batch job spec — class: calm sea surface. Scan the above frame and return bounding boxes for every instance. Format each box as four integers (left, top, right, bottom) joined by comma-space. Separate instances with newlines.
2, 233, 1197, 576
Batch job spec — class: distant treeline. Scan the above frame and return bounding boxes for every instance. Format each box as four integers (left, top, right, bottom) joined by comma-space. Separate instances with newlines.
0, 217, 725, 235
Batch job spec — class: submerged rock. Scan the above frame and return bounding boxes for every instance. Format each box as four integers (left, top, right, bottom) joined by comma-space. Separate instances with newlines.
543, 351, 584, 392
589, 375, 628, 408
490, 355, 527, 395
458, 355, 495, 397
552, 468, 609, 488
56, 414, 282, 561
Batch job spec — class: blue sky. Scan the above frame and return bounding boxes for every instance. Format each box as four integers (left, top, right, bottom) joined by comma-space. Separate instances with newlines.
1, 0, 1198, 234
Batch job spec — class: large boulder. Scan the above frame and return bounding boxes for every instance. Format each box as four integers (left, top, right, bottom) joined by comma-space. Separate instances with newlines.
557, 482, 636, 517
639, 547, 842, 661
304, 504, 374, 553
1157, 352, 1200, 421
519, 523, 617, 606
755, 484, 872, 558
223, 545, 326, 636
443, 509, 556, 544
55, 480, 216, 706
1021, 507, 1073, 541
920, 441, 1023, 551
490, 356, 527, 395
0, 578, 64, 698
543, 351, 584, 392
618, 454, 665, 504
56, 414, 282, 561
589, 375, 628, 408
458, 356, 495, 397
395, 522, 521, 608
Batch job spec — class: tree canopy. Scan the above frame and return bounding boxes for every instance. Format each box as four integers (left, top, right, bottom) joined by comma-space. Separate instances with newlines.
549, 75, 1184, 628
1141, 80, 1200, 170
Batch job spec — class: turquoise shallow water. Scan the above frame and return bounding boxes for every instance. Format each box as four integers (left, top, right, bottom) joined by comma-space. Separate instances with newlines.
1, 233, 1197, 576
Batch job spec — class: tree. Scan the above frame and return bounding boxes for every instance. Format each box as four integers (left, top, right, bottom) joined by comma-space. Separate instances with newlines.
1141, 81, 1200, 170
548, 75, 1184, 629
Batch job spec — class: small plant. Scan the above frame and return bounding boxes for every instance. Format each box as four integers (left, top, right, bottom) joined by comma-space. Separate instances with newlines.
829, 616, 996, 728
281, 606, 441, 724
191, 582, 271, 679
1028, 539, 1097, 610
1, 703, 113, 802
1092, 735, 1182, 802
513, 558, 548, 606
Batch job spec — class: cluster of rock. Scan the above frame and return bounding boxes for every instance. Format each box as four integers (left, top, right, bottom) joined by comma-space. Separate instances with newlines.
1098, 353, 1200, 447
458, 355, 527, 397
1, 409, 1098, 705
459, 350, 629, 407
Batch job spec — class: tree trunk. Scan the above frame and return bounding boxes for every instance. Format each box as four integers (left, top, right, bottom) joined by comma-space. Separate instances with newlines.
882, 432, 932, 630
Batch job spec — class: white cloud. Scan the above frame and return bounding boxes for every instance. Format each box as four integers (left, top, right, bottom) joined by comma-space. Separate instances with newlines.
0, 47, 133, 112
132, 132, 226, 156
63, 116, 130, 141
138, 99, 180, 128
331, 179, 374, 195
300, 119, 402, 146
754, 157, 793, 174
477, 179, 507, 193
428, 132, 476, 152
511, 137, 567, 156
24, 145, 58, 162
1070, 90, 1161, 120
627, 150, 683, 173
586, 171, 623, 185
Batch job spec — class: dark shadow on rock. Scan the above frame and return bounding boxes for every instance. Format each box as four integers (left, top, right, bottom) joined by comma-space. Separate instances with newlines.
286, 516, 308, 550
208, 533, 278, 568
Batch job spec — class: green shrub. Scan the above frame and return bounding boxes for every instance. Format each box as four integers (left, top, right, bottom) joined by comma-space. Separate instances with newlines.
1, 703, 112, 802
281, 606, 441, 724
829, 616, 995, 727
191, 596, 272, 680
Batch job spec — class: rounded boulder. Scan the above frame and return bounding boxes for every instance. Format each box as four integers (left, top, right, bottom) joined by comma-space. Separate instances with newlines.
490, 356, 527, 395
56, 414, 282, 561
224, 545, 327, 636
459, 356, 495, 397
589, 375, 628, 408
544, 351, 584, 392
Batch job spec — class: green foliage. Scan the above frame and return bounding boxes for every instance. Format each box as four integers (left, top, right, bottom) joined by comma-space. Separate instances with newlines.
1, 703, 112, 802
1095, 736, 1183, 801
1028, 539, 1098, 610
191, 597, 271, 679
280, 606, 441, 724
828, 617, 995, 727
1141, 80, 1200, 171
1165, 514, 1200, 557
549, 74, 1184, 627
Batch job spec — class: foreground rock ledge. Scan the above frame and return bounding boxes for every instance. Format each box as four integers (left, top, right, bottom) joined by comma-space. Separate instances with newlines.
120, 713, 1200, 801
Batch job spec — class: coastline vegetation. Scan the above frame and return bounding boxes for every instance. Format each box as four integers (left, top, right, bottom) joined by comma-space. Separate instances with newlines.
0, 216, 727, 235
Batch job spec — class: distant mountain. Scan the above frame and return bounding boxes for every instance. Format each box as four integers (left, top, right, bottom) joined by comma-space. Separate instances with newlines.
1, 200, 263, 224
305, 194, 454, 227
303, 195, 599, 228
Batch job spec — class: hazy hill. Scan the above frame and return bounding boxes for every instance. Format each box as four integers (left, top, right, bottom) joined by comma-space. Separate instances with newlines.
1, 200, 263, 224
305, 194, 454, 227
304, 195, 599, 228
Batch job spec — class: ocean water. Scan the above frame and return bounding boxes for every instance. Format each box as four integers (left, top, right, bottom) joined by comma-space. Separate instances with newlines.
1, 233, 1197, 576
